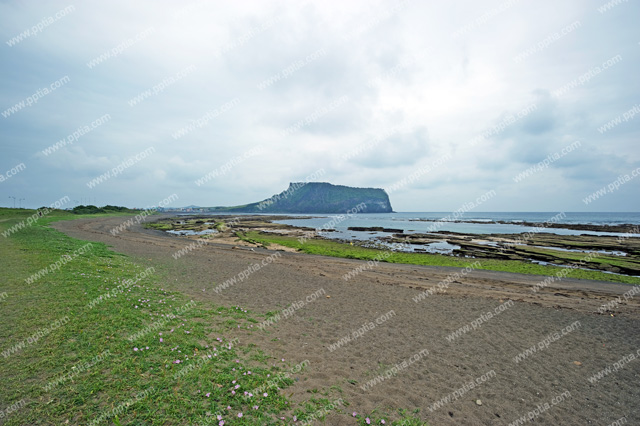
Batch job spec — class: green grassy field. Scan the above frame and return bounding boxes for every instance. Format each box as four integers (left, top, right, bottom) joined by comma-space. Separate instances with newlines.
237, 231, 640, 285
0, 209, 426, 425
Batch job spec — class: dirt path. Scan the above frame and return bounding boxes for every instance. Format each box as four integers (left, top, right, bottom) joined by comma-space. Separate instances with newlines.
53, 216, 640, 425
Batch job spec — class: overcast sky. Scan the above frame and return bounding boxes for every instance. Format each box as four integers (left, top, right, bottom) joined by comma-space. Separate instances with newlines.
1, 0, 639, 212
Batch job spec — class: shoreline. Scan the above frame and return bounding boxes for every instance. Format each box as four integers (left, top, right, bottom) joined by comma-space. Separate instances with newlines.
405, 219, 640, 234
162, 211, 640, 234
50, 214, 640, 425
146, 215, 640, 281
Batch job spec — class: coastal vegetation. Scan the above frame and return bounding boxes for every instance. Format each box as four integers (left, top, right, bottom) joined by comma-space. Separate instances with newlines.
0, 208, 426, 425
236, 231, 640, 285
71, 204, 138, 214
146, 215, 640, 284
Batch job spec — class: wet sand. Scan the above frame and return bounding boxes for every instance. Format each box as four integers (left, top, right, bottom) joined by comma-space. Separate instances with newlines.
53, 216, 640, 425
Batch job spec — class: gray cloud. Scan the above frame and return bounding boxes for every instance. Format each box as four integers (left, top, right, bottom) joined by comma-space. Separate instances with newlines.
0, 0, 639, 211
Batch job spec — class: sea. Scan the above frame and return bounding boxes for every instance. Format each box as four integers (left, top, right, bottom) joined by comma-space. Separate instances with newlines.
269, 212, 640, 240
181, 211, 639, 256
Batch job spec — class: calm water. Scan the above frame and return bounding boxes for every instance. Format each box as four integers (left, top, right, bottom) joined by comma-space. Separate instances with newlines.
271, 212, 640, 238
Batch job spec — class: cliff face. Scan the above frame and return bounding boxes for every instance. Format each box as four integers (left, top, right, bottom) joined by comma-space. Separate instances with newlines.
219, 182, 393, 213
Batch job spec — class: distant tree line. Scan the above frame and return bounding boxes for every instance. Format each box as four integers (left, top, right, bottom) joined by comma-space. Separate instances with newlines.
71, 205, 135, 214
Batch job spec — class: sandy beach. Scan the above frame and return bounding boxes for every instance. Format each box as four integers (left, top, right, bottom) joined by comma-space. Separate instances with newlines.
53, 216, 640, 425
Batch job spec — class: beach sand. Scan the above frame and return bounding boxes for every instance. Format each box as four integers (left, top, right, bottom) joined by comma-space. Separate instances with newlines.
53, 216, 640, 425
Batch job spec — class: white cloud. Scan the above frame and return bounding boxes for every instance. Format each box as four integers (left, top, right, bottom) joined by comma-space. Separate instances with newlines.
0, 0, 638, 211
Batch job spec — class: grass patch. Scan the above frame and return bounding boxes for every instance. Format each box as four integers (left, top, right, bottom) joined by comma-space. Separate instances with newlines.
354, 408, 425, 426
240, 231, 640, 285
0, 210, 345, 425
518, 245, 640, 272
234, 232, 268, 248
